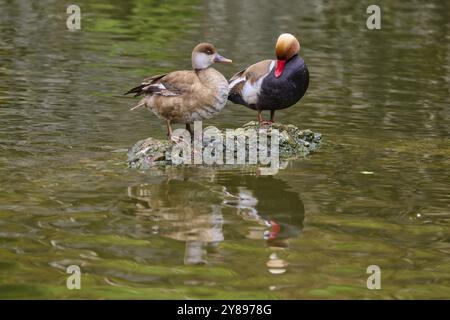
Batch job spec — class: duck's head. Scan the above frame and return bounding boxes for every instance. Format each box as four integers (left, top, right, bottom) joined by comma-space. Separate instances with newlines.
191, 43, 232, 70
274, 33, 300, 78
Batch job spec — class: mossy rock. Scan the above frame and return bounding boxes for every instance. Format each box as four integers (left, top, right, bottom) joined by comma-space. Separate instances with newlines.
128, 121, 322, 169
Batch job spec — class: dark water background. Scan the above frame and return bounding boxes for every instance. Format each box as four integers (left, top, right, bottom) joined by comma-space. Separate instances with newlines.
0, 0, 449, 298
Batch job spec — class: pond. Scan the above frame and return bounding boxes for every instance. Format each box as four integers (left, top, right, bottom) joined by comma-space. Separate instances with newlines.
0, 0, 449, 299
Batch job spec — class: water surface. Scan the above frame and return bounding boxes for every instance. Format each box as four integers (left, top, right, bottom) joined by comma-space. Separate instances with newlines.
0, 0, 449, 299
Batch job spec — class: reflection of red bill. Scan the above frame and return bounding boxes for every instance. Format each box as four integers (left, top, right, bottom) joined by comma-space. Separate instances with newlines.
268, 220, 281, 240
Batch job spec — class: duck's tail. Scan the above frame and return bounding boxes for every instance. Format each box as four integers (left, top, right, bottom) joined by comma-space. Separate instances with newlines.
130, 101, 146, 111
124, 84, 147, 97
125, 74, 168, 97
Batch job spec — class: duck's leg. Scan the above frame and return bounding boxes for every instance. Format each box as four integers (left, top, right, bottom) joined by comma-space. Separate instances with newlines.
269, 110, 276, 123
166, 120, 173, 140
257, 110, 264, 124
259, 110, 274, 125
168, 120, 185, 143
185, 123, 193, 136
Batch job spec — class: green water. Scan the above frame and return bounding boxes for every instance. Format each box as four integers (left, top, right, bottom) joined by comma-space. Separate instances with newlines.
0, 0, 449, 299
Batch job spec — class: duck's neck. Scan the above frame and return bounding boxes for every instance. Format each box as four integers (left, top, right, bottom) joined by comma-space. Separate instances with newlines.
286, 54, 299, 64
195, 67, 216, 80
194, 67, 209, 73
195, 67, 227, 90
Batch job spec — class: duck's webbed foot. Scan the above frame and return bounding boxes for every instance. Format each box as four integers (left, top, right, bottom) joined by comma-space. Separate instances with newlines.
170, 135, 184, 144
257, 110, 275, 125
166, 120, 176, 142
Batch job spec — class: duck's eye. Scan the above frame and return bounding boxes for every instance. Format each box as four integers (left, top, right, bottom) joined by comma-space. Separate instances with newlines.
206, 50, 213, 55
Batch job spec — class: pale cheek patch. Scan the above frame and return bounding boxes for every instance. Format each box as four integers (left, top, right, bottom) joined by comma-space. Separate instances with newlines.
193, 53, 212, 69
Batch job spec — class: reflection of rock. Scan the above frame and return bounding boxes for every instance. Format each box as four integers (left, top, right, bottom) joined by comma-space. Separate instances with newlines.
128, 121, 322, 169
127, 170, 305, 267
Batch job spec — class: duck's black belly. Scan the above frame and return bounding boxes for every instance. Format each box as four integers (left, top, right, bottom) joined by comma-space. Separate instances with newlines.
256, 55, 309, 111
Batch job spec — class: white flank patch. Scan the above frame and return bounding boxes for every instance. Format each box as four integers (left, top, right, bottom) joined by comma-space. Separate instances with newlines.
241, 60, 275, 105
229, 77, 245, 91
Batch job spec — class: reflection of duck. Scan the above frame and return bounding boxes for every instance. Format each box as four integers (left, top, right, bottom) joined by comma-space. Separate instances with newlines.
128, 178, 224, 265
228, 33, 309, 124
127, 171, 305, 268
219, 173, 305, 276
126, 43, 232, 138
220, 173, 305, 247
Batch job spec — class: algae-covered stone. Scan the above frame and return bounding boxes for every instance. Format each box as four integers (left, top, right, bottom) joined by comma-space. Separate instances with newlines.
238, 121, 322, 159
127, 121, 322, 169
128, 138, 173, 169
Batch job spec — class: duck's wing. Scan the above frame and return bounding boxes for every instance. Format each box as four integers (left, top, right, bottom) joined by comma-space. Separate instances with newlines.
228, 60, 275, 106
125, 71, 195, 98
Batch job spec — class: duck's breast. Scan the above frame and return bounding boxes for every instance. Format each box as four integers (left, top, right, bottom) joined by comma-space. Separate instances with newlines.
187, 68, 229, 121
258, 55, 309, 110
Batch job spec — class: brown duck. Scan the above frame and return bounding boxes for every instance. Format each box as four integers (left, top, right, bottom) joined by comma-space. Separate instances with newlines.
126, 43, 232, 138
228, 34, 309, 124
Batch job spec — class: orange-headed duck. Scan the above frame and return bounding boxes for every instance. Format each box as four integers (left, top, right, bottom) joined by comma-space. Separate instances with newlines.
228, 33, 309, 124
